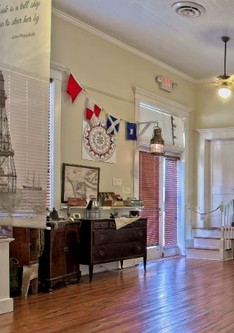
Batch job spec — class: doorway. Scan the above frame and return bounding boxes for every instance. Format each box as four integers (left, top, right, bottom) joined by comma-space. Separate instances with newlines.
210, 139, 234, 227
197, 128, 234, 228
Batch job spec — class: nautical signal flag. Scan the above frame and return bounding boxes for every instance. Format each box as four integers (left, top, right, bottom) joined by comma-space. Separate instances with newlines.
106, 114, 120, 135
86, 99, 102, 126
126, 122, 137, 140
66, 74, 82, 103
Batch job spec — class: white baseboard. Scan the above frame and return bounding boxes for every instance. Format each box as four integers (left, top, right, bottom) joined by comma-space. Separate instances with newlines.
0, 298, 13, 314
80, 246, 180, 277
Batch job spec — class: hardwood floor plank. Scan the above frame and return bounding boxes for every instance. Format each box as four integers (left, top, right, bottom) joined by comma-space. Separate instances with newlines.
2, 258, 234, 332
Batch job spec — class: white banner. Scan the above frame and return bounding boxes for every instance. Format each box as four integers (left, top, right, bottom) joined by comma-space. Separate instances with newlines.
82, 120, 116, 164
0, 0, 51, 79
0, 0, 51, 230
0, 69, 49, 229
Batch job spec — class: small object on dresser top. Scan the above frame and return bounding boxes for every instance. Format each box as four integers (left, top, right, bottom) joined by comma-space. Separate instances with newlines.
129, 210, 139, 217
68, 197, 87, 207
49, 207, 59, 220
72, 213, 81, 220
86, 198, 101, 219
110, 212, 118, 219
123, 198, 144, 207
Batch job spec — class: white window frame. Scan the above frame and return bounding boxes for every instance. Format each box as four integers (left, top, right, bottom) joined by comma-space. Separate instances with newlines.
134, 87, 191, 256
50, 64, 63, 209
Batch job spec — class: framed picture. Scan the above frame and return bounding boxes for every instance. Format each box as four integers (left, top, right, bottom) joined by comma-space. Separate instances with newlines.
61, 163, 100, 203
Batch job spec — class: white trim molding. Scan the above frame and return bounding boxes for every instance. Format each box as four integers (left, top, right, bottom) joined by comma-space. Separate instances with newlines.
50, 67, 63, 209
135, 87, 192, 118
196, 127, 234, 227
0, 238, 14, 314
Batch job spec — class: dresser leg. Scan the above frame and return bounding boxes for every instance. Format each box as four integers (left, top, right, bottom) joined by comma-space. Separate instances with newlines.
120, 260, 123, 269
143, 256, 147, 272
89, 264, 93, 283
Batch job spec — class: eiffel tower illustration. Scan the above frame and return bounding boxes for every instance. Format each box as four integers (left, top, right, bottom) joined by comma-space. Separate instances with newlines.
0, 71, 17, 193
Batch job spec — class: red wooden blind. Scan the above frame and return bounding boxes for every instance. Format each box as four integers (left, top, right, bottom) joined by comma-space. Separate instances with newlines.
139, 152, 179, 248
139, 151, 160, 246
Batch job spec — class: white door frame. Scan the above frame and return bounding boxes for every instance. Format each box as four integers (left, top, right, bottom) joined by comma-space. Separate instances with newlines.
196, 127, 234, 227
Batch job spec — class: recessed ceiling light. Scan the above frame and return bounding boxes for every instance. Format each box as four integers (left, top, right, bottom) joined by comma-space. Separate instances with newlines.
172, 1, 206, 18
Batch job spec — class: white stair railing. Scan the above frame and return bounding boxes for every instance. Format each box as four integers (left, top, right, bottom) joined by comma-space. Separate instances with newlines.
220, 199, 234, 250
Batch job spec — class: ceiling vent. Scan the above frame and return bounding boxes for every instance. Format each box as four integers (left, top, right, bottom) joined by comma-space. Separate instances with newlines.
172, 1, 206, 18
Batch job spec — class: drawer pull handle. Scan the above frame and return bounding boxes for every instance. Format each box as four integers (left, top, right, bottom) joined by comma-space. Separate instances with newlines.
99, 250, 105, 256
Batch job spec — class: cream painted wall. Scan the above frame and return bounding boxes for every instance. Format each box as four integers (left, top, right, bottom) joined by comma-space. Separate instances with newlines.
51, 14, 195, 203
195, 83, 234, 129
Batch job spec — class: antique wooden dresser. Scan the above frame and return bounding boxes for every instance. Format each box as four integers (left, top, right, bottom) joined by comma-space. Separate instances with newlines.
79, 217, 147, 282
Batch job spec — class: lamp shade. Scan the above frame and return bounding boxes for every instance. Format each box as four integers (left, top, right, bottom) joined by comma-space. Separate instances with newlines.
150, 126, 164, 156
218, 86, 232, 99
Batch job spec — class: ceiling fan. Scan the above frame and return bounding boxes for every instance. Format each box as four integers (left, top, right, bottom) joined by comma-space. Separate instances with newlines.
215, 36, 233, 98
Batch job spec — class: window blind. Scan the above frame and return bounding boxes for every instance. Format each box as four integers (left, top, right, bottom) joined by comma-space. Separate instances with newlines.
0, 69, 49, 228
139, 152, 179, 248
164, 158, 178, 247
139, 151, 160, 246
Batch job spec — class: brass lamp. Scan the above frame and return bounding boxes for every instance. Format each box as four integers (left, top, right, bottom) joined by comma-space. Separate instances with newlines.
150, 125, 164, 156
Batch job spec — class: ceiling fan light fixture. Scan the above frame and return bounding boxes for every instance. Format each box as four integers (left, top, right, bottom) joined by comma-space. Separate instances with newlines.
216, 36, 233, 99
218, 86, 232, 99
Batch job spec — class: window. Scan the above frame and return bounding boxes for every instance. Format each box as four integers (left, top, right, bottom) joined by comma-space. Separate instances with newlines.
139, 152, 180, 249
135, 88, 190, 257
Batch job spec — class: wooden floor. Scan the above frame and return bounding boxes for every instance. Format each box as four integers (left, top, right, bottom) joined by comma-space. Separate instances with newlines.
2, 257, 234, 333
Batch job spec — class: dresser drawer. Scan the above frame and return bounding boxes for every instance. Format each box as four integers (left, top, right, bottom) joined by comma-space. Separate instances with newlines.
93, 221, 110, 229
93, 242, 146, 262
124, 219, 146, 228
133, 219, 146, 227
93, 227, 146, 245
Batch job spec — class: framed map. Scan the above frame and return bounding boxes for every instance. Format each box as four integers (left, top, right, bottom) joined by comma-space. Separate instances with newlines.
61, 163, 100, 203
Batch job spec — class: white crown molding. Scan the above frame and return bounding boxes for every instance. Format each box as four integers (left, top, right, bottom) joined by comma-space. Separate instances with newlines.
52, 8, 195, 83
50, 62, 70, 82
196, 127, 234, 134
135, 87, 192, 117
51, 61, 69, 74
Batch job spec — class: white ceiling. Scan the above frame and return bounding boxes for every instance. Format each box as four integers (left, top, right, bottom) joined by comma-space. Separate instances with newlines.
52, 0, 234, 81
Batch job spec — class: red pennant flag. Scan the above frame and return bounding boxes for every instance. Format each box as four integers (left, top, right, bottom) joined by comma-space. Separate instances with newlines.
66, 74, 82, 103
86, 99, 102, 125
